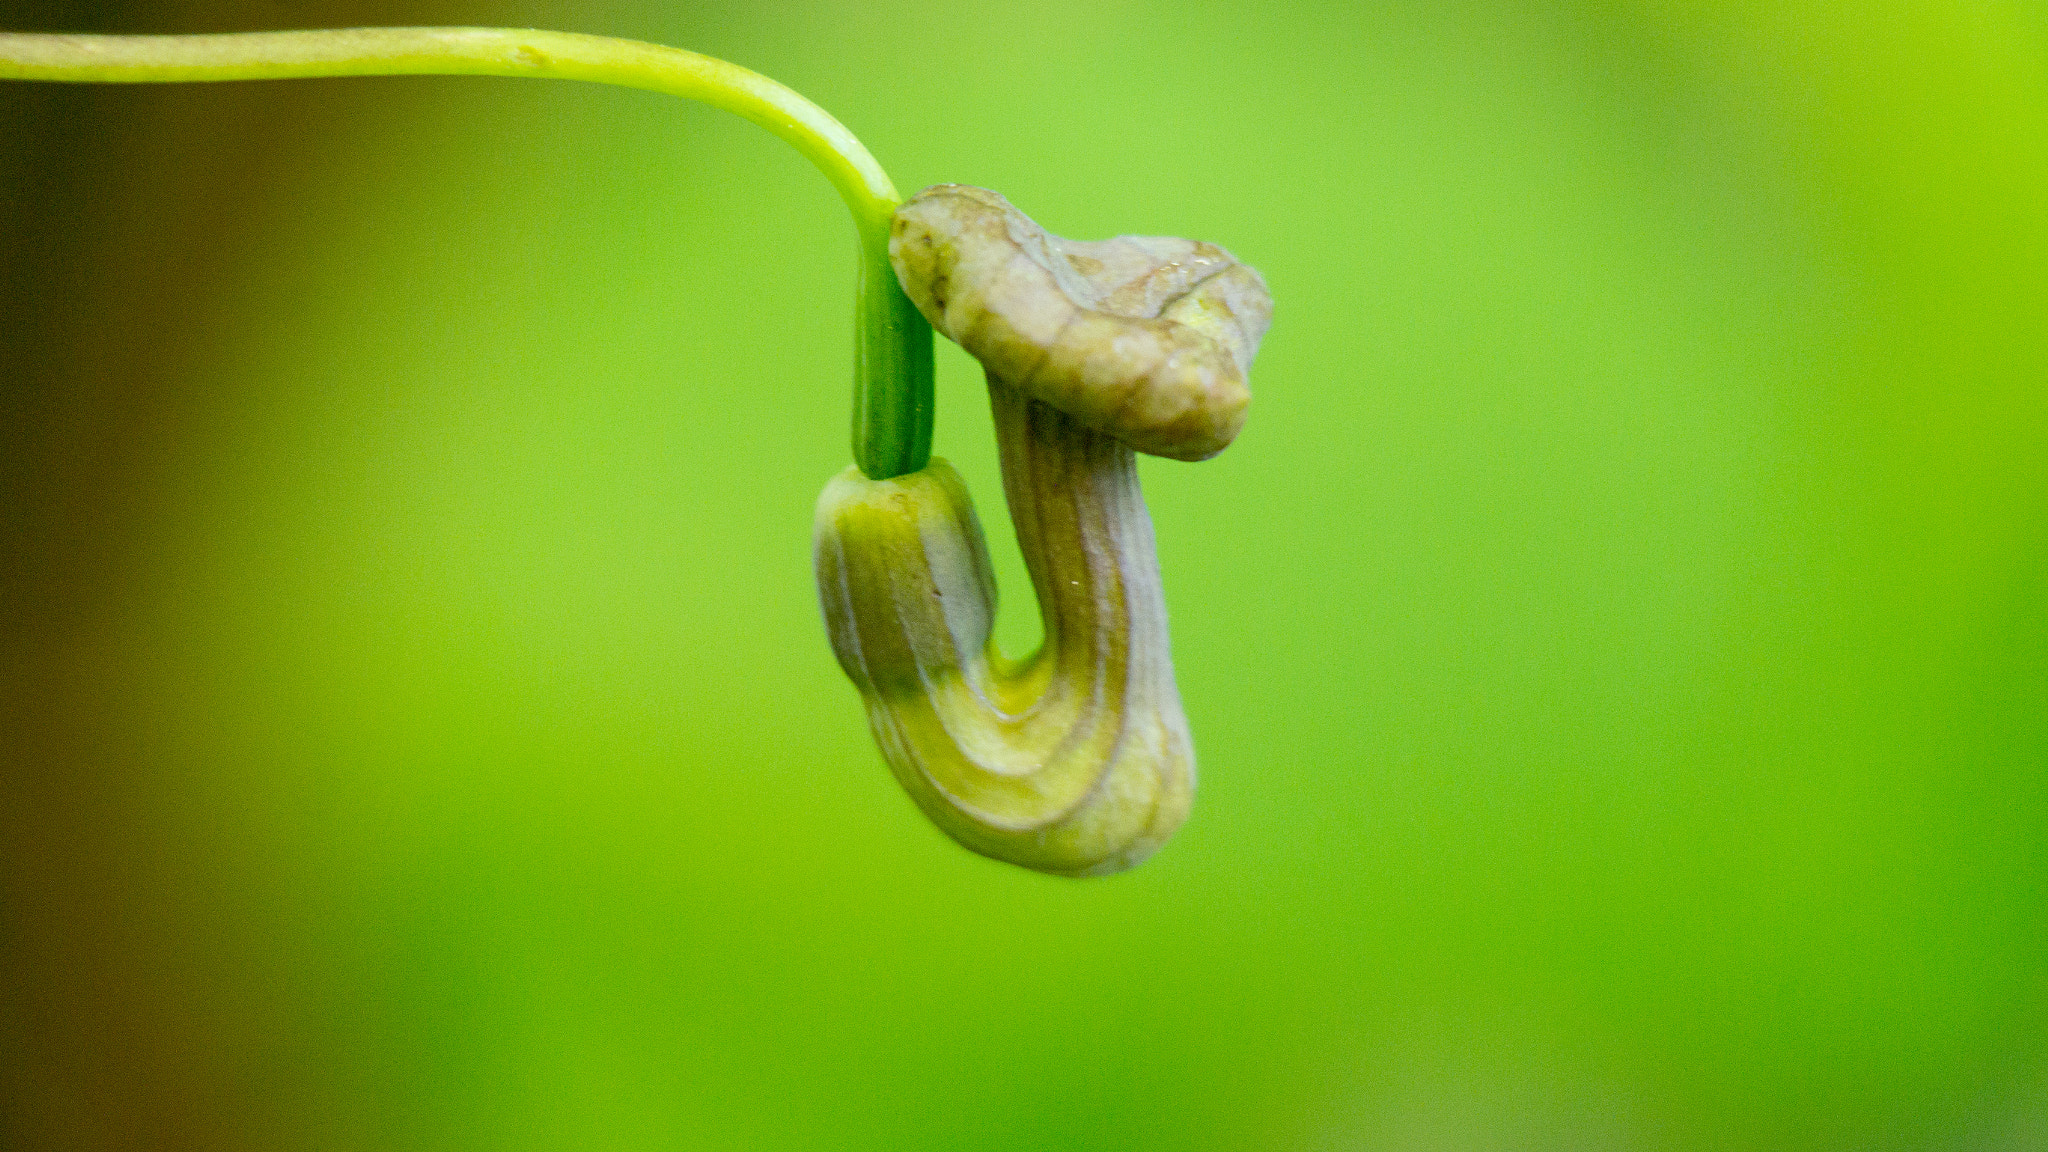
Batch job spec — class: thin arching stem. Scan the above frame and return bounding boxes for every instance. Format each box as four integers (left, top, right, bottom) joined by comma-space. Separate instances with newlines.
0, 26, 935, 477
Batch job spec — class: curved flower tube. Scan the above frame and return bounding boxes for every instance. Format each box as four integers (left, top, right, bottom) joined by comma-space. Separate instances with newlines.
816, 392, 1191, 876
815, 186, 1272, 875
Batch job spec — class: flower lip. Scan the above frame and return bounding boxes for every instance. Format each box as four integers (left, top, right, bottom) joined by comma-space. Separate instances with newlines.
889, 184, 1272, 461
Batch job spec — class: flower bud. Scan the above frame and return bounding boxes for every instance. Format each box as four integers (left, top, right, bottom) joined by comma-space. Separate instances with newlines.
890, 184, 1272, 461
816, 185, 1269, 876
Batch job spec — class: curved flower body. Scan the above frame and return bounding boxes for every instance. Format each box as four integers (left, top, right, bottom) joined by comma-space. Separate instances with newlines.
816, 387, 1192, 875
817, 185, 1270, 876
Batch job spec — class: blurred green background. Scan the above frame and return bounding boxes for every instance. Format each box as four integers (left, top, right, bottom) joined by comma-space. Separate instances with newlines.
3, 1, 2045, 1148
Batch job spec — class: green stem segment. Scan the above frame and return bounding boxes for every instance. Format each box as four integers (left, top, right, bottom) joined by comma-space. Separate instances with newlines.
0, 26, 934, 478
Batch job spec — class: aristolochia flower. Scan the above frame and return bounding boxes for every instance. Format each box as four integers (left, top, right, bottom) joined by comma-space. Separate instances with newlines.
0, 29, 1269, 878
815, 185, 1271, 876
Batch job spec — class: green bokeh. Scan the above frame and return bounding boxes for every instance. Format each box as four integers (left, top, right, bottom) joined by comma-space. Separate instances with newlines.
4, 2, 2045, 1149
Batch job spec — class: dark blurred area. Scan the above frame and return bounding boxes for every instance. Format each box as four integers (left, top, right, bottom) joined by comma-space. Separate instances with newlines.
5, 6, 381, 1147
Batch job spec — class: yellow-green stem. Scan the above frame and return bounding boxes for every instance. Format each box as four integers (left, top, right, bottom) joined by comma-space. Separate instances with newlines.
0, 27, 935, 476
